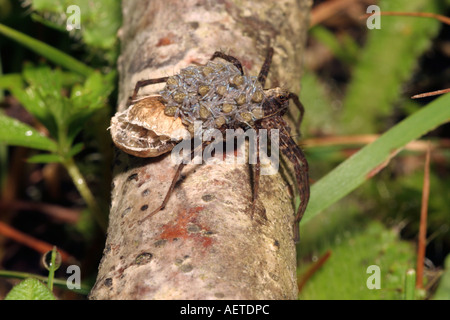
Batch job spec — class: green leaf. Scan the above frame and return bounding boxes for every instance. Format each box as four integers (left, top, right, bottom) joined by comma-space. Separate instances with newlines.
302, 93, 450, 224
7, 66, 65, 138
0, 73, 24, 91
27, 153, 63, 164
0, 114, 57, 152
28, 0, 122, 64
0, 71, 82, 93
0, 270, 91, 295
0, 23, 93, 76
67, 142, 84, 158
21, 66, 71, 131
67, 71, 115, 144
4, 278, 56, 300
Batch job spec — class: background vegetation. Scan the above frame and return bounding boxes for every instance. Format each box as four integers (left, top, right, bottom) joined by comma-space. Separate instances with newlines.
0, 0, 448, 300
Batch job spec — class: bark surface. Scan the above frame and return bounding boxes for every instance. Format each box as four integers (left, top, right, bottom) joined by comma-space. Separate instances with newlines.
89, 0, 311, 300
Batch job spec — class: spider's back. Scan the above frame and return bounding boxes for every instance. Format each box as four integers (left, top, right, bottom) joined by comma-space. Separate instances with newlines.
160, 60, 266, 135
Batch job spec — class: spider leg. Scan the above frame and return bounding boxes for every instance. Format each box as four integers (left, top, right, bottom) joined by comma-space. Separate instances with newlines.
257, 47, 274, 87
139, 140, 210, 224
129, 77, 170, 105
279, 129, 310, 243
251, 130, 261, 220
288, 92, 305, 128
139, 161, 187, 223
210, 51, 244, 75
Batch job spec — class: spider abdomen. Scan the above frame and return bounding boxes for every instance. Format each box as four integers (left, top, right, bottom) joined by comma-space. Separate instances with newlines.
160, 59, 265, 134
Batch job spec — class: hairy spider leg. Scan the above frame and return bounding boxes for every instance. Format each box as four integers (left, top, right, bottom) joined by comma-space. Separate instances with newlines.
257, 47, 274, 87
139, 140, 212, 224
139, 162, 187, 223
279, 127, 310, 243
251, 130, 261, 220
129, 77, 170, 103
210, 51, 244, 75
288, 92, 306, 128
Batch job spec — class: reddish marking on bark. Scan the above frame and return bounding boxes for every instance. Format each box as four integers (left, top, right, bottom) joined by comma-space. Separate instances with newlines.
156, 33, 175, 46
158, 206, 214, 249
240, 58, 253, 71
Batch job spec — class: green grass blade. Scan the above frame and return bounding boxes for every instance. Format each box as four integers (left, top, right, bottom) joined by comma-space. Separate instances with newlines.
0, 114, 58, 152
0, 23, 94, 76
404, 269, 416, 300
303, 93, 450, 223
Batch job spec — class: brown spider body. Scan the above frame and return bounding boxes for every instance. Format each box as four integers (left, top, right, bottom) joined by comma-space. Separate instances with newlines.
116, 48, 310, 243
255, 88, 309, 242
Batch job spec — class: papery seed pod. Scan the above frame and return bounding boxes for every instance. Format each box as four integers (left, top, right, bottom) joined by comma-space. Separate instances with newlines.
110, 96, 190, 158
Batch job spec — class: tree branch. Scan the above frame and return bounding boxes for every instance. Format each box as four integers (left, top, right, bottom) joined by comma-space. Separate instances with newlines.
89, 0, 311, 300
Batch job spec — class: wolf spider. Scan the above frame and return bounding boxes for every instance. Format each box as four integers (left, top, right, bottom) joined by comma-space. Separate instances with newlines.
129, 48, 310, 243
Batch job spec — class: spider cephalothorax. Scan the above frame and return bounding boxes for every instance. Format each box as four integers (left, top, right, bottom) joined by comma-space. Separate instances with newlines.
112, 48, 310, 242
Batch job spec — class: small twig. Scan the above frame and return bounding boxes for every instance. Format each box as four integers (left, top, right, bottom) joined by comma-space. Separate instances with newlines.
310, 0, 361, 27
62, 157, 107, 232
298, 250, 332, 292
416, 142, 431, 289
0, 200, 80, 223
411, 88, 450, 99
0, 221, 75, 263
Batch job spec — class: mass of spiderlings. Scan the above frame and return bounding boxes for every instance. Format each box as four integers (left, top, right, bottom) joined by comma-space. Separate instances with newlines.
160, 60, 265, 135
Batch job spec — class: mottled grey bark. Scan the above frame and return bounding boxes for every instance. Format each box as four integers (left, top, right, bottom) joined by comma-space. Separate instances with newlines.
89, 0, 311, 300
